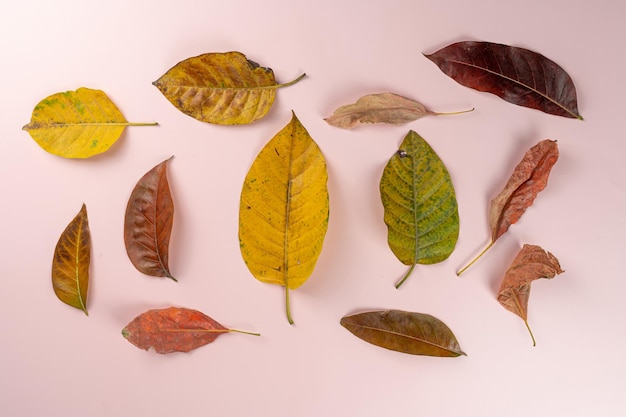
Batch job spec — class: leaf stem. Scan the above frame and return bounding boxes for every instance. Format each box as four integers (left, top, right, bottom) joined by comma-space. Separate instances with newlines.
510, 291, 536, 346
395, 263, 416, 289
228, 328, 262, 337
286, 286, 294, 325
434, 107, 475, 116
277, 73, 307, 89
456, 240, 494, 276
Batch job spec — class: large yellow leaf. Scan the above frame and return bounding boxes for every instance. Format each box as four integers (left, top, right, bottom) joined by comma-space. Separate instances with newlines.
22, 87, 157, 158
239, 112, 329, 324
153, 52, 305, 125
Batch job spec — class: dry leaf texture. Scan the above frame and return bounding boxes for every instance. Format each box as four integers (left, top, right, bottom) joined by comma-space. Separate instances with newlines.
52, 204, 90, 314
124, 158, 175, 280
122, 307, 229, 354
490, 140, 559, 242
341, 310, 465, 357
425, 41, 582, 119
325, 92, 435, 129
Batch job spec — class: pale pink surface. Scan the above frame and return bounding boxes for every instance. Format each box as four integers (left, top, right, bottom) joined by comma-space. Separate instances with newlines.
1, 1, 624, 416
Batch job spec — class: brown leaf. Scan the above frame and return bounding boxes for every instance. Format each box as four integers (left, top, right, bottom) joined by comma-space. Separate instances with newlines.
122, 307, 260, 354
124, 157, 176, 281
457, 139, 559, 275
424, 41, 582, 119
340, 310, 465, 357
325, 92, 473, 129
52, 204, 90, 315
497, 244, 564, 345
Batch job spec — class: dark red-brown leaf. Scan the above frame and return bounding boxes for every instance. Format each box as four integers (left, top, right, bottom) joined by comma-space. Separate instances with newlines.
124, 157, 175, 280
122, 307, 260, 354
424, 41, 582, 119
497, 244, 564, 346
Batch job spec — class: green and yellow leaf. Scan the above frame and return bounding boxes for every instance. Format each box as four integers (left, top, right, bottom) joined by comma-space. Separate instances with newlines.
380, 130, 459, 288
23, 87, 157, 158
239, 112, 329, 324
153, 51, 305, 125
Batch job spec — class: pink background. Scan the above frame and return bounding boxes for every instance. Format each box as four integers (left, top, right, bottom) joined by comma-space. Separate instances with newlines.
1, 1, 624, 416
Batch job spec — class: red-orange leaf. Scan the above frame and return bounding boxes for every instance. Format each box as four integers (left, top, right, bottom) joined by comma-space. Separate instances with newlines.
121, 307, 260, 354
124, 157, 176, 280
497, 244, 564, 345
457, 140, 559, 275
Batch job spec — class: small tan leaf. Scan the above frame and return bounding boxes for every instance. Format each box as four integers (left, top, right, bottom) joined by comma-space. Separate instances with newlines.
497, 244, 564, 345
52, 204, 90, 314
153, 51, 305, 125
325, 92, 473, 129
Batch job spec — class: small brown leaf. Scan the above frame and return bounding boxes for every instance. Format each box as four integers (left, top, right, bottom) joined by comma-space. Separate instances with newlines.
340, 310, 465, 357
124, 157, 176, 281
457, 139, 559, 275
324, 92, 473, 129
497, 244, 564, 345
122, 307, 260, 354
52, 204, 90, 315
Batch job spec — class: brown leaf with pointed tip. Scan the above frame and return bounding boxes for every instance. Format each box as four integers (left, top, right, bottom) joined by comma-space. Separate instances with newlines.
121, 307, 260, 354
424, 41, 582, 119
325, 92, 473, 129
52, 204, 90, 315
340, 310, 465, 357
457, 139, 559, 275
497, 244, 564, 345
124, 157, 175, 281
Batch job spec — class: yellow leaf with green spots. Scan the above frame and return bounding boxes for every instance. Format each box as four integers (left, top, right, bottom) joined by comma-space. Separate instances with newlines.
153, 51, 305, 125
239, 112, 329, 324
22, 88, 157, 158
380, 130, 459, 289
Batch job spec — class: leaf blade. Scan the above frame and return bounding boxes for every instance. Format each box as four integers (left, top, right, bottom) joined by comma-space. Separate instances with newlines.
425, 41, 582, 119
490, 139, 559, 242
124, 157, 175, 280
52, 204, 90, 314
122, 307, 229, 354
380, 131, 459, 287
22, 87, 156, 158
497, 244, 564, 345
239, 112, 329, 323
153, 52, 305, 125
341, 310, 465, 357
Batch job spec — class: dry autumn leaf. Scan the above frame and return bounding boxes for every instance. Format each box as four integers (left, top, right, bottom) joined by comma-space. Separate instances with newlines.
457, 139, 559, 275
380, 130, 459, 288
325, 92, 473, 129
153, 51, 305, 125
340, 310, 466, 357
424, 41, 582, 119
52, 204, 90, 315
239, 112, 329, 324
122, 307, 260, 354
22, 87, 157, 158
124, 157, 176, 281
497, 244, 564, 346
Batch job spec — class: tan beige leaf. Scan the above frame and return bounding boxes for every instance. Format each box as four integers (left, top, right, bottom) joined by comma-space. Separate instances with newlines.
325, 92, 473, 129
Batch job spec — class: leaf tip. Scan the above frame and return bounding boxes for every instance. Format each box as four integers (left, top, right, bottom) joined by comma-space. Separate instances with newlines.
121, 327, 130, 339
